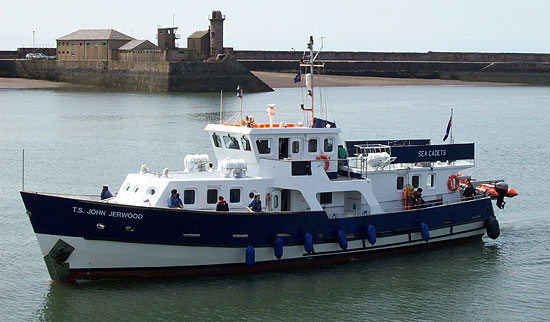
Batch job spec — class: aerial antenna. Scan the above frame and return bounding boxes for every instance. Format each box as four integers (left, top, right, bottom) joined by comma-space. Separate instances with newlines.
219, 89, 223, 124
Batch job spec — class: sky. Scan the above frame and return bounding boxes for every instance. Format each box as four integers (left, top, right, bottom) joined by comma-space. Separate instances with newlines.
2, 0, 550, 53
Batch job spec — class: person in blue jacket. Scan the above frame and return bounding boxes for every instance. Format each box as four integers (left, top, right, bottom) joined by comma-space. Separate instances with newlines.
247, 194, 262, 212
100, 185, 113, 200
168, 189, 183, 209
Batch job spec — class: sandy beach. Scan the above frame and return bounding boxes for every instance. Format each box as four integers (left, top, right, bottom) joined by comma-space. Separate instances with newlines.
1, 73, 511, 90
0, 77, 72, 89
252, 71, 511, 88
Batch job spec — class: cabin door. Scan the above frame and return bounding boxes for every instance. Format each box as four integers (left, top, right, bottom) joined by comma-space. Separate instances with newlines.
290, 138, 302, 160
281, 189, 291, 211
279, 138, 289, 159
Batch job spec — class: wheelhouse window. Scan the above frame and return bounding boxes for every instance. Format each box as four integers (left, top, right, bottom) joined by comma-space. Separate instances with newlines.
256, 139, 271, 154
319, 192, 332, 204
212, 133, 222, 148
427, 173, 435, 188
241, 136, 251, 151
308, 139, 318, 153
223, 135, 240, 149
207, 189, 218, 204
292, 141, 300, 153
396, 176, 404, 190
230, 188, 241, 203
324, 138, 334, 152
183, 190, 195, 204
412, 175, 420, 188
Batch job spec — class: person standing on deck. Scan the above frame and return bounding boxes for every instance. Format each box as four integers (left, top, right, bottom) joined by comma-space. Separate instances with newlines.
247, 194, 262, 212
168, 189, 183, 209
216, 196, 229, 211
100, 185, 113, 200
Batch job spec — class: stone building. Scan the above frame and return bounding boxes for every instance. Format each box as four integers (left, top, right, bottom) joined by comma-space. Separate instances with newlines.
160, 10, 229, 62
56, 29, 134, 61
117, 40, 163, 62
187, 30, 210, 61
209, 10, 225, 58
56, 10, 229, 62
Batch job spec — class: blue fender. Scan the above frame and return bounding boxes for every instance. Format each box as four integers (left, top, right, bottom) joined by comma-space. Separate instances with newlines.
366, 224, 376, 245
274, 236, 283, 259
420, 222, 430, 242
304, 232, 314, 253
245, 245, 255, 268
485, 217, 500, 240
337, 230, 348, 250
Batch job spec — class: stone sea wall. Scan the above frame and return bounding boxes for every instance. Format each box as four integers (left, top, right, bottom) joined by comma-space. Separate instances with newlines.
235, 50, 550, 85
1, 55, 272, 92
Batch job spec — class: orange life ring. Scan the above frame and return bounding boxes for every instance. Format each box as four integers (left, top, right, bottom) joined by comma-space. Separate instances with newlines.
316, 154, 330, 171
448, 175, 459, 191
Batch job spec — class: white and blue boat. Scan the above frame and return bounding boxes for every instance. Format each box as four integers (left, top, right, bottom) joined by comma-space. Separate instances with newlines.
21, 37, 509, 282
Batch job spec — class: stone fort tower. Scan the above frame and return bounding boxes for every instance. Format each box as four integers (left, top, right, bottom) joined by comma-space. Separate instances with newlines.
209, 10, 225, 57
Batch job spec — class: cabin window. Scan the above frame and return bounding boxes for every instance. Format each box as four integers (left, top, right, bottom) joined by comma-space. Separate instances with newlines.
212, 133, 222, 148
273, 195, 279, 209
230, 188, 241, 203
241, 136, 251, 151
223, 135, 240, 149
412, 175, 420, 188
292, 141, 300, 153
319, 192, 332, 204
183, 190, 195, 204
308, 139, 318, 153
207, 189, 218, 204
256, 139, 271, 154
324, 138, 334, 152
427, 173, 435, 188
396, 176, 404, 190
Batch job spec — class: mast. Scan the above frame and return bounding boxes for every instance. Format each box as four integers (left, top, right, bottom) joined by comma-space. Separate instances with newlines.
237, 85, 243, 125
307, 36, 314, 126
300, 36, 324, 127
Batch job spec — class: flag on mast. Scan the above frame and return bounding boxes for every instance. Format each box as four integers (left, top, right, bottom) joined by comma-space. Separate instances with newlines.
443, 108, 453, 141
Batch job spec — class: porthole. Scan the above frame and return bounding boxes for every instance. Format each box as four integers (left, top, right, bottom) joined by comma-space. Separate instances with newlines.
249, 192, 255, 199
147, 187, 156, 196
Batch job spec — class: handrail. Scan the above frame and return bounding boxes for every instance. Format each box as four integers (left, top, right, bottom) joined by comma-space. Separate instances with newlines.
382, 194, 488, 214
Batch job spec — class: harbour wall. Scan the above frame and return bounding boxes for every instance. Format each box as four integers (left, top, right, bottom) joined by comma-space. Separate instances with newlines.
234, 50, 550, 84
0, 56, 272, 92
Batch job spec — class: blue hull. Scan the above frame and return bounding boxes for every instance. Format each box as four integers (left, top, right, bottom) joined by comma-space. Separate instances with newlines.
21, 191, 494, 248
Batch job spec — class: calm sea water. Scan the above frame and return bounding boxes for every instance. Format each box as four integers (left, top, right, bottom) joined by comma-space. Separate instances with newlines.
0, 84, 548, 321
